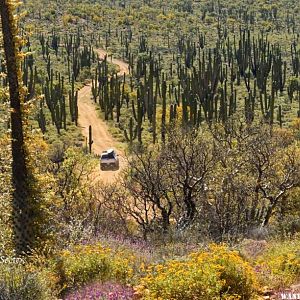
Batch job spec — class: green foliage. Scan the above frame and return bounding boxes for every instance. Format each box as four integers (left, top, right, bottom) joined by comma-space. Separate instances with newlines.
0, 134, 12, 254
0, 260, 54, 300
0, 131, 58, 255
255, 238, 300, 288
54, 243, 135, 293
53, 147, 96, 219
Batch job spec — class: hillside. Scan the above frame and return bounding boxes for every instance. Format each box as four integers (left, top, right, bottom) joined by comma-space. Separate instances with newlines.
0, 0, 300, 299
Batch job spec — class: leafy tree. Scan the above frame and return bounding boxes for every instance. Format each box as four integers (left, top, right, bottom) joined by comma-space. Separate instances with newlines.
50, 148, 96, 245
203, 123, 300, 240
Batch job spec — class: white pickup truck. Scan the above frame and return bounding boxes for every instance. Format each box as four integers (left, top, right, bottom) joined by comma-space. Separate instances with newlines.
100, 149, 120, 170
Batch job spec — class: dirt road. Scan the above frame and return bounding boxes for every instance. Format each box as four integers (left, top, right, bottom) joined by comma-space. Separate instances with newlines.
77, 50, 129, 183
96, 49, 129, 76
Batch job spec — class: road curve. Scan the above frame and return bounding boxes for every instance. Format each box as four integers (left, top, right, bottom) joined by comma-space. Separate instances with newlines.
77, 49, 129, 183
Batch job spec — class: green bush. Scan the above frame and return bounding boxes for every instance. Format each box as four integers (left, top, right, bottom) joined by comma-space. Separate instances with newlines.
0, 261, 53, 300
255, 238, 300, 288
54, 243, 135, 292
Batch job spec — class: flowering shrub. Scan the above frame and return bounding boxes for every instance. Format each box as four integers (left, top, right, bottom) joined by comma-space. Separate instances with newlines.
135, 244, 258, 300
255, 238, 300, 288
55, 243, 137, 293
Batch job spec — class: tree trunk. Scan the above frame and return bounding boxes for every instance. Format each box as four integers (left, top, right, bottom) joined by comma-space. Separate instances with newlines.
161, 208, 170, 233
180, 187, 196, 229
0, 0, 31, 255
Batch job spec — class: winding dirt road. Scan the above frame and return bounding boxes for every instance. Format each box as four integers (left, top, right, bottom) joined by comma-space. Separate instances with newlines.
96, 49, 129, 76
77, 50, 129, 183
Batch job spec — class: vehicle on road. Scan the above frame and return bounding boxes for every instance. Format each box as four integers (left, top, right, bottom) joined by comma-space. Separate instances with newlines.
100, 149, 119, 170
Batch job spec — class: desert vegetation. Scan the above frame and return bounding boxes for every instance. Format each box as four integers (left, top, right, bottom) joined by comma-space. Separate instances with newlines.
0, 0, 300, 299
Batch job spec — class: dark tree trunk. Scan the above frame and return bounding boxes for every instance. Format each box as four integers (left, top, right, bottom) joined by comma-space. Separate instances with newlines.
0, 0, 31, 255
176, 185, 197, 231
262, 199, 277, 227
161, 208, 170, 233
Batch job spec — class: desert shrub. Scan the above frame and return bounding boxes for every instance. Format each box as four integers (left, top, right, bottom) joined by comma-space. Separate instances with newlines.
239, 239, 268, 260
255, 238, 300, 288
77, 67, 92, 83
62, 14, 76, 25
273, 188, 300, 238
135, 244, 258, 300
54, 243, 136, 293
0, 260, 53, 300
49, 148, 97, 247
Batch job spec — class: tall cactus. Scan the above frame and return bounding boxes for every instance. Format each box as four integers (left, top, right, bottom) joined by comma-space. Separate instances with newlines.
161, 78, 167, 143
69, 75, 78, 125
88, 125, 93, 153
124, 117, 137, 146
